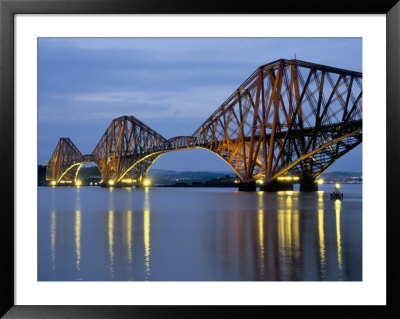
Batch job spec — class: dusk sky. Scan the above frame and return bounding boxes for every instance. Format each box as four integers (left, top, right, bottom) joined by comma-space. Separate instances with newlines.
38, 38, 362, 172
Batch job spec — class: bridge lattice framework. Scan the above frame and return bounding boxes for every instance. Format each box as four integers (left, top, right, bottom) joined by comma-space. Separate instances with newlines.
46, 59, 362, 190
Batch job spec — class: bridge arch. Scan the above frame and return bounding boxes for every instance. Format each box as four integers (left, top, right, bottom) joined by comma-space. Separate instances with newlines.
117, 146, 240, 184
74, 162, 103, 185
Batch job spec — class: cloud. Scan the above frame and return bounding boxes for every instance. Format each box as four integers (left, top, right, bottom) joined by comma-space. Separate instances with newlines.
72, 92, 139, 103
66, 85, 235, 120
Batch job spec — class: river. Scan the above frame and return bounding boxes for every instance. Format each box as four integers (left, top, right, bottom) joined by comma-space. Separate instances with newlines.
38, 184, 362, 281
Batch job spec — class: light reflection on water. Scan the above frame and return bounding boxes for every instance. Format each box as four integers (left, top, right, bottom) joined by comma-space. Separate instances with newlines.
75, 210, 81, 273
50, 210, 56, 272
318, 191, 326, 279
108, 210, 114, 279
143, 187, 151, 280
335, 199, 343, 275
38, 184, 362, 281
257, 192, 265, 279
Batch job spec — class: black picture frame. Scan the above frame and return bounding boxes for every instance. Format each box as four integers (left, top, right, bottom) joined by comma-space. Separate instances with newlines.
1, 0, 399, 318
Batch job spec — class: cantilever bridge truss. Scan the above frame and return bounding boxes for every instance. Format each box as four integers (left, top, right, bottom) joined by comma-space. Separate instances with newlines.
46, 59, 362, 187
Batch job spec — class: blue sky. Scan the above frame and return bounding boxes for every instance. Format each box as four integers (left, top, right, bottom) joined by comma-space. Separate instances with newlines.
38, 38, 362, 172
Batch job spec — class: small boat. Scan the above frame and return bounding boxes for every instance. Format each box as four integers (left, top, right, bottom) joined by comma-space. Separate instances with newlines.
330, 183, 343, 200
330, 191, 343, 200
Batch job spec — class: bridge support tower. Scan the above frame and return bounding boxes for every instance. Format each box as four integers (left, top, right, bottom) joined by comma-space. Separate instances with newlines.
260, 180, 294, 192
100, 181, 123, 188
238, 182, 257, 192
299, 177, 318, 192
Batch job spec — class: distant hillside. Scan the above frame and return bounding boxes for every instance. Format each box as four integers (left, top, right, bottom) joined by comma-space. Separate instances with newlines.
321, 171, 362, 177
147, 169, 235, 185
147, 168, 233, 175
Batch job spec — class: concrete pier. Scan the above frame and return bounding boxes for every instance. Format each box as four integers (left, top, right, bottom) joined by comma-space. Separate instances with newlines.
100, 182, 123, 188
299, 178, 318, 192
238, 182, 257, 192
260, 180, 294, 192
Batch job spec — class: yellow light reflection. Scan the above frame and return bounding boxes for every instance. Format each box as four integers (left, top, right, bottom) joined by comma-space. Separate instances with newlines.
75, 210, 81, 272
335, 199, 343, 271
278, 208, 285, 252
50, 211, 56, 271
144, 188, 151, 279
293, 209, 300, 262
318, 191, 324, 206
318, 207, 326, 277
127, 210, 133, 264
108, 210, 114, 278
285, 208, 292, 260
277, 194, 286, 257
277, 192, 300, 278
258, 209, 265, 268
257, 193, 265, 277
286, 194, 293, 206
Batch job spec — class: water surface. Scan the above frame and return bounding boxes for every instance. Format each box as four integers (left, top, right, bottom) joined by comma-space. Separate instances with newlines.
38, 184, 362, 281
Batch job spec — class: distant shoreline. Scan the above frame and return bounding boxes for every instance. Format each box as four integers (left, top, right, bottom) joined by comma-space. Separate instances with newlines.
38, 182, 362, 187
38, 164, 362, 187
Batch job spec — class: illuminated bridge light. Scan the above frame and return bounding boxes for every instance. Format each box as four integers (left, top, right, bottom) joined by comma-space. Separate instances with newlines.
143, 179, 151, 187
121, 178, 134, 184
317, 179, 324, 185
108, 180, 114, 186
277, 176, 297, 182
75, 180, 82, 187
256, 179, 264, 185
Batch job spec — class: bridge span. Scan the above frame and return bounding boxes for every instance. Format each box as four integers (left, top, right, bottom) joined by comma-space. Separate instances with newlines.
46, 59, 362, 191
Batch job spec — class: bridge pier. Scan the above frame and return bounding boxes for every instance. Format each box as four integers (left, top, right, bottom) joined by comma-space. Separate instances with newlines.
100, 182, 123, 188
238, 182, 257, 192
260, 180, 294, 192
299, 177, 318, 192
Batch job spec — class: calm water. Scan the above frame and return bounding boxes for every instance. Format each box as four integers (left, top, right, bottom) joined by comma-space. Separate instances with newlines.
38, 184, 362, 281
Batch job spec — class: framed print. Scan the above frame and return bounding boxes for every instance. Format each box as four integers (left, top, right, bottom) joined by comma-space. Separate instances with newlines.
1, 0, 399, 318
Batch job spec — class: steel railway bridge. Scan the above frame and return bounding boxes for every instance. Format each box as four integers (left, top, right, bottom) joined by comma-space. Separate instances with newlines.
46, 59, 362, 191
